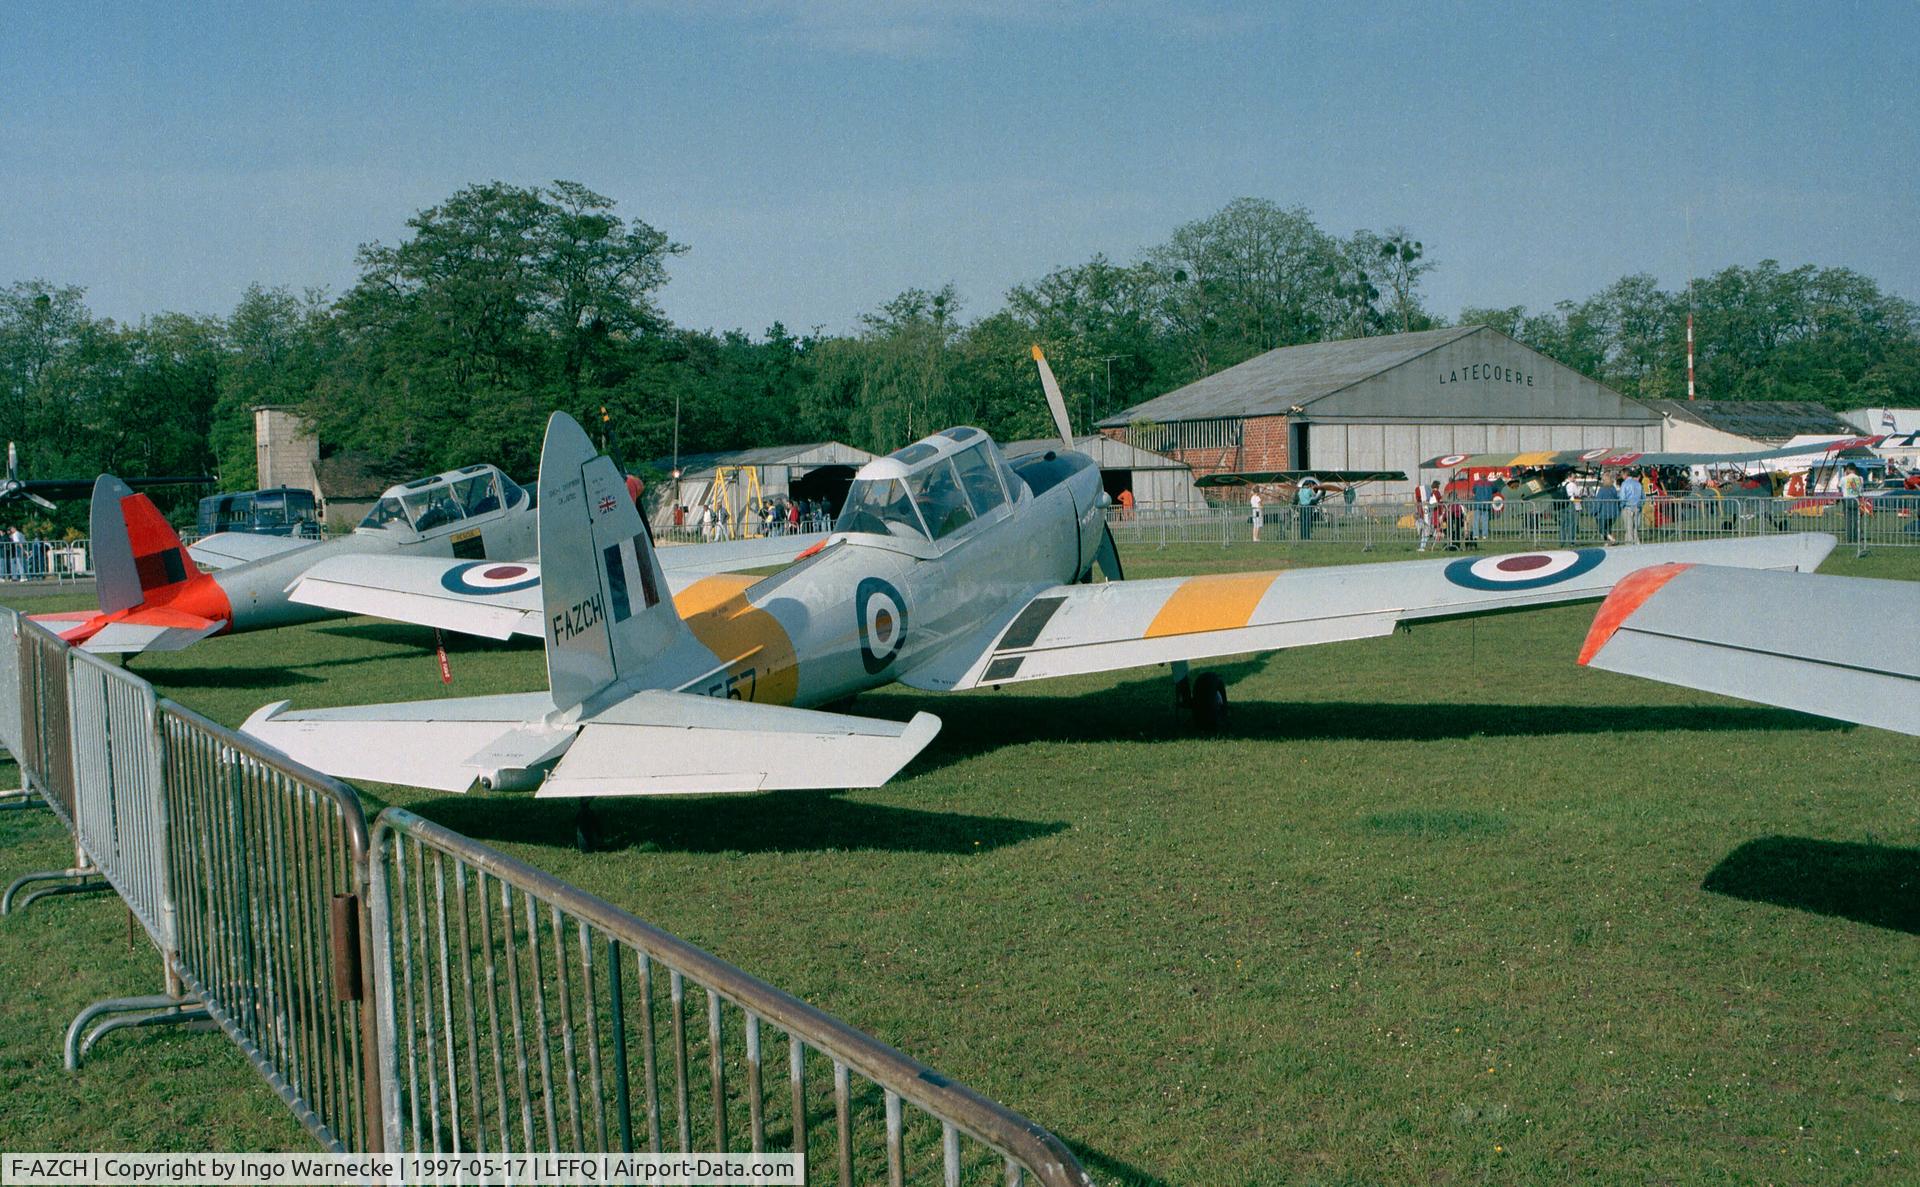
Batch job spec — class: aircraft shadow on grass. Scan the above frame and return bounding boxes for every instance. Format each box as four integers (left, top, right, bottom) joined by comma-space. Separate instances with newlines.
313, 620, 542, 653
900, 666, 1852, 775
1703, 835, 1920, 935
411, 788, 1068, 857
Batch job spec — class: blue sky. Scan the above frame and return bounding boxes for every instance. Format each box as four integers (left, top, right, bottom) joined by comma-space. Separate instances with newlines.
3, 1, 1915, 336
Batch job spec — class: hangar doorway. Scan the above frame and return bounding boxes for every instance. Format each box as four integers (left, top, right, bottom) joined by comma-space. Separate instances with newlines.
790, 465, 858, 516
1102, 469, 1134, 502
1288, 421, 1311, 469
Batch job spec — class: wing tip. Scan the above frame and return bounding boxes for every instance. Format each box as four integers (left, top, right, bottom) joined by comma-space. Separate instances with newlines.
1578, 563, 1691, 666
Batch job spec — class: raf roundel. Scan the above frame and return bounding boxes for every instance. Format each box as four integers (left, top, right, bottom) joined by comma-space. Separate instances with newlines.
856, 577, 909, 674
1443, 549, 1605, 591
440, 561, 542, 595
1434, 453, 1469, 467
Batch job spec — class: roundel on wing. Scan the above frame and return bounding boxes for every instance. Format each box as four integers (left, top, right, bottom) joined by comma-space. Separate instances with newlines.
440, 561, 541, 594
1435, 453, 1469, 467
1580, 447, 1611, 461
1443, 548, 1605, 591
857, 577, 908, 674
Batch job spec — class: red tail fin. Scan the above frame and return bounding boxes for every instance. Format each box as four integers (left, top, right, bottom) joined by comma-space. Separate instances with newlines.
92, 475, 195, 614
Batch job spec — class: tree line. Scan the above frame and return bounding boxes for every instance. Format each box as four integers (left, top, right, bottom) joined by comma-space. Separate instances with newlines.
4, 180, 1915, 531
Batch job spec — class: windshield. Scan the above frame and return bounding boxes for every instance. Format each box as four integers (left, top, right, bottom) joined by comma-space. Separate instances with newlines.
405, 485, 465, 532
452, 473, 501, 517
834, 478, 927, 539
359, 496, 412, 531
907, 459, 974, 539
951, 443, 1007, 518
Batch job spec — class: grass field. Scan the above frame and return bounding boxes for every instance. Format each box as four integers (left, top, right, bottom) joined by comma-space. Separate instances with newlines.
3, 540, 1916, 1183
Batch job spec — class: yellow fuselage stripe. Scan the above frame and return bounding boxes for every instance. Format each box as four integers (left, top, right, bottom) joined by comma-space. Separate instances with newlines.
673, 574, 799, 704
1144, 571, 1281, 638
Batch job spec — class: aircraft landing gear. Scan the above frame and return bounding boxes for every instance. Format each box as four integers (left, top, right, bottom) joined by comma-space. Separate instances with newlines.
574, 799, 599, 853
1189, 672, 1229, 732
1171, 661, 1228, 731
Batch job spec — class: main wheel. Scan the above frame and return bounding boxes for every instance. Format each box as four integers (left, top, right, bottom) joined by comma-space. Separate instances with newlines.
1190, 672, 1228, 732
574, 799, 598, 853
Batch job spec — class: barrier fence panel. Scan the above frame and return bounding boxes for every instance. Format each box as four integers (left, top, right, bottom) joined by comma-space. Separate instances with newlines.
16, 618, 78, 825
372, 809, 1093, 1185
160, 701, 382, 1153
67, 647, 174, 952
2, 617, 101, 915
0, 608, 24, 800
1108, 495, 1918, 552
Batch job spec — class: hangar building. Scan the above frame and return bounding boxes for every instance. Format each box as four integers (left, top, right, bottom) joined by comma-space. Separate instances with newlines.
1641, 399, 1871, 452
1095, 326, 1662, 497
649, 441, 875, 530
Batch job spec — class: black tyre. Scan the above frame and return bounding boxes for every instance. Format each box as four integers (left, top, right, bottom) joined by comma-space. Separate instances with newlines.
1191, 672, 1228, 732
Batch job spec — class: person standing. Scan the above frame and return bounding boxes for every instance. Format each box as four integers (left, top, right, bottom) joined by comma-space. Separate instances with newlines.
1296, 479, 1319, 540
1557, 473, 1580, 546
1618, 469, 1644, 545
1249, 491, 1263, 542
1839, 463, 1865, 545
1415, 482, 1434, 551
1469, 472, 1496, 545
1592, 475, 1621, 545
6, 523, 24, 581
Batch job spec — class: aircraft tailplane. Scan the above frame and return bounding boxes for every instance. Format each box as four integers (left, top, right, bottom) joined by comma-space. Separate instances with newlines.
536, 412, 695, 711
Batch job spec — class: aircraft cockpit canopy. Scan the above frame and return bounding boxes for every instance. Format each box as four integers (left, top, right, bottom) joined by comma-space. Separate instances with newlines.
358, 464, 528, 534
835, 428, 1023, 542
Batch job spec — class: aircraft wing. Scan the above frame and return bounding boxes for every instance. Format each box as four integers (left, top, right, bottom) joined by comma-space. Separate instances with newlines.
289, 556, 546, 639
902, 535, 1835, 692
655, 532, 832, 577
242, 689, 940, 797
188, 531, 318, 570
289, 535, 832, 640
1578, 564, 1919, 735
1195, 470, 1406, 488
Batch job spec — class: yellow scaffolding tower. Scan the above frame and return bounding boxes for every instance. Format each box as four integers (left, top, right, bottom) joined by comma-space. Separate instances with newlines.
710, 465, 767, 538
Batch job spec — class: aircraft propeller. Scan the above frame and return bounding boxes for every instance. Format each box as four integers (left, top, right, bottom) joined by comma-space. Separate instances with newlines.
1030, 347, 1125, 583
3, 443, 59, 511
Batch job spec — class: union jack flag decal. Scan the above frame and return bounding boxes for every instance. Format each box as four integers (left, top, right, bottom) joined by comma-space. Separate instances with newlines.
597, 494, 617, 514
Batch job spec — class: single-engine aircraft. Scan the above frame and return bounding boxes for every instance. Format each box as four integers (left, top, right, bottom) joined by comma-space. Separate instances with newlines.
1578, 564, 1919, 736
242, 350, 1837, 804
1, 441, 210, 511
33, 464, 542, 653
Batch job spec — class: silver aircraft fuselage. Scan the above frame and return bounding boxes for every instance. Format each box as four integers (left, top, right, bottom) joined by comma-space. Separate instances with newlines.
663, 437, 1106, 708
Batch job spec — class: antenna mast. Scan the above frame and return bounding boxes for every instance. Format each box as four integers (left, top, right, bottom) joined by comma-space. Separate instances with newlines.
1685, 207, 1697, 401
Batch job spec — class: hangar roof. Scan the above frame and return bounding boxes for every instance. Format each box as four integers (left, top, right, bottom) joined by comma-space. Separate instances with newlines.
1097, 325, 1656, 427
1003, 434, 1194, 470
1639, 400, 1859, 444
1096, 326, 1481, 426
648, 441, 874, 477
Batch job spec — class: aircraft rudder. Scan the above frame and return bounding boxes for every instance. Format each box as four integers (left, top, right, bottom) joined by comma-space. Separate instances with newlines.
535, 412, 689, 709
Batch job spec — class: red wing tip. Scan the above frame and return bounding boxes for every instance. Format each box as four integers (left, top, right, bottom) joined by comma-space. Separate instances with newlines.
1577, 563, 1691, 666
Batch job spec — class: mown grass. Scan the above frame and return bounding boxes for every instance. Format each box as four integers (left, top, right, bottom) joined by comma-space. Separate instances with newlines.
3, 540, 1916, 1183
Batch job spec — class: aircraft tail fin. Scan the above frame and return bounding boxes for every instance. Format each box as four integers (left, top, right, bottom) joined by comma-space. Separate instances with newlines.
537, 412, 692, 710
91, 475, 200, 615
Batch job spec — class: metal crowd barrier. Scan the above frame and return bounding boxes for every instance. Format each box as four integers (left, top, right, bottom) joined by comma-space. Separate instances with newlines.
66, 648, 173, 947
1, 537, 93, 581
0, 608, 25, 804
371, 809, 1093, 1184
160, 701, 383, 1153
0, 624, 1092, 1172
2, 617, 101, 913
1107, 494, 1920, 550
